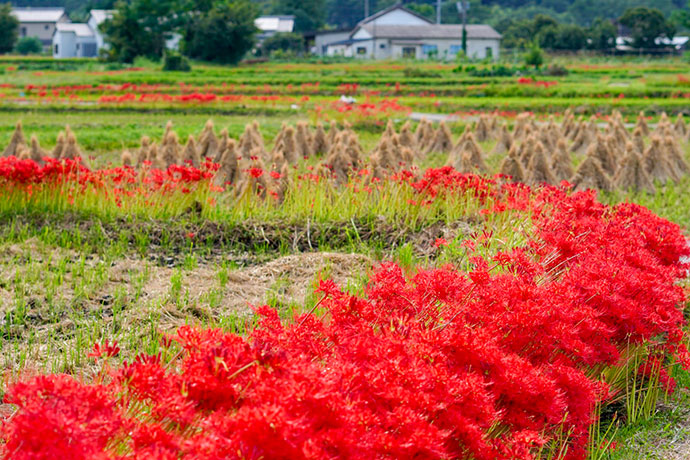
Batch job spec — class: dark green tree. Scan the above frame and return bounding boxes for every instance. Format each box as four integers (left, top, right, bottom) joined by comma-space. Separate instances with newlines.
16, 36, 43, 55
184, 0, 258, 64
554, 24, 586, 50
619, 7, 675, 49
100, 0, 182, 62
0, 3, 19, 54
259, 32, 304, 57
501, 19, 535, 49
537, 25, 559, 49
587, 18, 616, 50
271, 0, 325, 32
524, 41, 545, 68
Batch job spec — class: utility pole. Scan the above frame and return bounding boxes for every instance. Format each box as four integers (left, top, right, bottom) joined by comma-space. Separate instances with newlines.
456, 1, 468, 54
436, 0, 441, 24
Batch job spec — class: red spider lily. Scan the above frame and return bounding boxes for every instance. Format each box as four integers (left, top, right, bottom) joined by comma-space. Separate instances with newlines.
2, 179, 688, 460
89, 340, 120, 359
247, 168, 264, 179
433, 238, 448, 248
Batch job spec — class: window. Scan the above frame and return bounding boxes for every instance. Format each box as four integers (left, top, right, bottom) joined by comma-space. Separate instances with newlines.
402, 47, 416, 58
44, 25, 49, 30
356, 47, 367, 55
54, 44, 58, 55
21, 27, 26, 37
76, 43, 80, 50
380, 43, 385, 49
450, 45, 463, 56
485, 46, 493, 58
422, 44, 438, 57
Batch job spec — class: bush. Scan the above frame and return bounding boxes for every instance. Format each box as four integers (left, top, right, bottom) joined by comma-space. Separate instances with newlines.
162, 52, 191, 71
259, 32, 304, 58
15, 36, 43, 55
542, 63, 568, 76
524, 42, 545, 69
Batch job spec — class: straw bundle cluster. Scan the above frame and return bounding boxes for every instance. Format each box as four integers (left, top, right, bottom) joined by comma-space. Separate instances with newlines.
2, 122, 87, 165
6, 110, 688, 197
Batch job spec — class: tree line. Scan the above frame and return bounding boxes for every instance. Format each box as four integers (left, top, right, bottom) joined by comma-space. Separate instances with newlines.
0, 1, 687, 62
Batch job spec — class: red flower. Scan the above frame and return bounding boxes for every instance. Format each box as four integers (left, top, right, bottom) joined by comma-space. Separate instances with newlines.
88, 340, 120, 359
433, 238, 448, 248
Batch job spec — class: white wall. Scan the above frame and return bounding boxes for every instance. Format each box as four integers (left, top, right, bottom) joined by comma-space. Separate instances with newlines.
20, 19, 68, 47
53, 31, 76, 58
314, 31, 350, 56
466, 39, 500, 60
53, 32, 98, 58
339, 37, 500, 61
87, 15, 106, 51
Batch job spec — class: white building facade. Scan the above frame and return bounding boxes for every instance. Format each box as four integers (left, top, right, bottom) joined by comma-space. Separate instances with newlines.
52, 10, 112, 59
319, 5, 500, 60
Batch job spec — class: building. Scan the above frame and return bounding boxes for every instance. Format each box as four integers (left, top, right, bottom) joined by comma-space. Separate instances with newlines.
255, 15, 295, 42
315, 4, 500, 60
88, 9, 112, 51
52, 10, 112, 58
12, 7, 70, 50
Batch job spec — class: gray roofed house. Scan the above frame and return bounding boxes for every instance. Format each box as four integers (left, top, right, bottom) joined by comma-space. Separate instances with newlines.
12, 7, 70, 49
315, 4, 501, 60
52, 9, 114, 58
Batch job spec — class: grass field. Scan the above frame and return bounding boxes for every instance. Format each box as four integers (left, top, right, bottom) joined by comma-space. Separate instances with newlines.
0, 55, 689, 459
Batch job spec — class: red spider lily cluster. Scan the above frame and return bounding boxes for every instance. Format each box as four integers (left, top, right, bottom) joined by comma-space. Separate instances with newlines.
517, 77, 558, 88
316, 97, 412, 122
1, 179, 689, 459
0, 156, 218, 206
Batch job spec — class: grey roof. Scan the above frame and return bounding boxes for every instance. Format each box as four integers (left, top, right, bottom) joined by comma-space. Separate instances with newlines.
89, 9, 113, 26
358, 24, 501, 40
12, 7, 66, 23
55, 23, 94, 37
356, 4, 433, 28
329, 38, 369, 46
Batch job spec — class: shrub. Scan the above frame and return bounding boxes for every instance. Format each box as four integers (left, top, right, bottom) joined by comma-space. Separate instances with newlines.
542, 63, 568, 76
259, 32, 304, 58
15, 36, 42, 55
524, 41, 545, 69
162, 52, 191, 72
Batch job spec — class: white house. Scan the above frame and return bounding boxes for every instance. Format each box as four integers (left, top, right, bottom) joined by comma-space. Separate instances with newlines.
53, 10, 112, 59
12, 7, 70, 50
87, 9, 112, 51
256, 15, 295, 42
319, 4, 500, 60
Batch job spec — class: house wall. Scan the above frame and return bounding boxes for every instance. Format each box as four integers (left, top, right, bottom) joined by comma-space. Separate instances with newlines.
52, 31, 76, 58
53, 32, 97, 58
314, 31, 350, 56
466, 38, 500, 60
20, 17, 68, 47
87, 15, 106, 51
351, 37, 500, 61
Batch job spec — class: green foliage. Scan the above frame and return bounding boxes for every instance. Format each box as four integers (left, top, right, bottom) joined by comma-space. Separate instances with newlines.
553, 24, 587, 50
183, 0, 258, 65
588, 17, 617, 50
524, 41, 545, 69
0, 3, 19, 54
271, 0, 325, 32
100, 0, 182, 63
162, 51, 191, 71
15, 37, 43, 56
259, 32, 304, 58
619, 7, 676, 49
